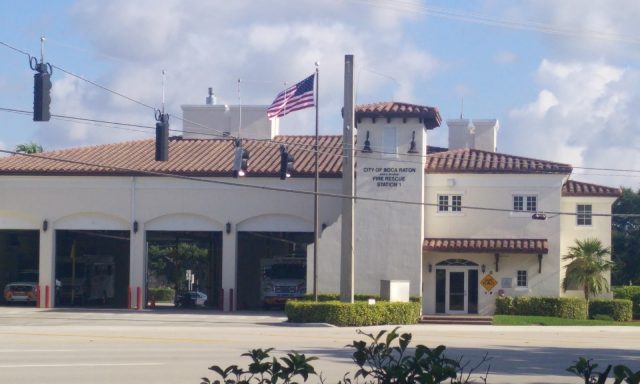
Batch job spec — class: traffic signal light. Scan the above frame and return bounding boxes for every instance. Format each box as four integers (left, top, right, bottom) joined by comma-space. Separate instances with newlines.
232, 140, 249, 178
155, 113, 169, 161
33, 64, 52, 122
279, 145, 295, 180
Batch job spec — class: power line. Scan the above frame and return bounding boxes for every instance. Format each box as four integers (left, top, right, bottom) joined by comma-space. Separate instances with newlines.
50, 64, 156, 111
2, 41, 638, 179
350, 0, 640, 44
0, 148, 637, 218
0, 41, 31, 57
2, 106, 640, 181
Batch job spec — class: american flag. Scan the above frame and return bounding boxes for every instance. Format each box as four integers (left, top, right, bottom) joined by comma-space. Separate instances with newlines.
267, 74, 315, 119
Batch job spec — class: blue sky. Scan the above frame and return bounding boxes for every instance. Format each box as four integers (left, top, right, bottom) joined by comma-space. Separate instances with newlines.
0, 0, 638, 189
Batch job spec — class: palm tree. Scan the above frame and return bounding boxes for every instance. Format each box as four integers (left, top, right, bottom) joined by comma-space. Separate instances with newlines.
562, 238, 615, 315
15, 142, 44, 154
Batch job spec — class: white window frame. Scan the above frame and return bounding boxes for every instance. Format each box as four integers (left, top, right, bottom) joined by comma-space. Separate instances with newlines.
512, 194, 538, 212
438, 195, 450, 212
577, 204, 593, 226
516, 270, 528, 287
437, 194, 463, 213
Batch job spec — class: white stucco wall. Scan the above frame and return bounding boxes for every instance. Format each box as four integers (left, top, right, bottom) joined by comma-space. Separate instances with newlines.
181, 105, 278, 140
0, 159, 617, 314
0, 175, 343, 309
351, 117, 427, 297
559, 195, 617, 299
422, 173, 568, 314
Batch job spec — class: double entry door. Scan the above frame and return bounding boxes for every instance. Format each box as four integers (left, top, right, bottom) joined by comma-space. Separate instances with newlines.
435, 267, 478, 314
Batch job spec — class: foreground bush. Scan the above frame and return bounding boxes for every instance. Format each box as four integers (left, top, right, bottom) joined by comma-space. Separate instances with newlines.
589, 299, 633, 322
495, 296, 587, 319
201, 328, 639, 383
613, 286, 640, 318
202, 327, 489, 384
568, 357, 640, 384
285, 300, 421, 326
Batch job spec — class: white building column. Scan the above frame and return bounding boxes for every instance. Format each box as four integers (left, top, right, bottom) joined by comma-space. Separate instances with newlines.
38, 221, 55, 308
129, 225, 145, 309
221, 229, 237, 311
128, 176, 145, 310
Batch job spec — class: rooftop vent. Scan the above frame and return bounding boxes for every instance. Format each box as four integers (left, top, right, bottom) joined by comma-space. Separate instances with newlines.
205, 87, 216, 105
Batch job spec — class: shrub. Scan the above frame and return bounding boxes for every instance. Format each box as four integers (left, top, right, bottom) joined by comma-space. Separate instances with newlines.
345, 327, 489, 384
300, 293, 421, 303
589, 299, 633, 322
567, 357, 640, 384
148, 287, 175, 302
494, 296, 587, 320
201, 348, 318, 384
613, 286, 640, 318
202, 327, 490, 384
285, 300, 421, 327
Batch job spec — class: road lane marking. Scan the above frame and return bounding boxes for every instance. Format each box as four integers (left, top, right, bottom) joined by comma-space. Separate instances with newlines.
0, 362, 165, 368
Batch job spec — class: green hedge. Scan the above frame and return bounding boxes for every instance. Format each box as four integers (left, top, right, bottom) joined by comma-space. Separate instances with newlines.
285, 300, 421, 326
148, 287, 175, 302
613, 286, 640, 318
495, 296, 587, 320
589, 299, 633, 322
300, 293, 421, 303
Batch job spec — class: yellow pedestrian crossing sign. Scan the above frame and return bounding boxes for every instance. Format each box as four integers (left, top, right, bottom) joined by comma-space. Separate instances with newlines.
480, 274, 497, 291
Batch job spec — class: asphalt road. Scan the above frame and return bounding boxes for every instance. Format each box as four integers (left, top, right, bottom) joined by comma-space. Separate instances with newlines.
0, 307, 638, 384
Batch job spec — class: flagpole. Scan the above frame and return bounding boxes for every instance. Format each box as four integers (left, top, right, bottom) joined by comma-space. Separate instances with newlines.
313, 63, 319, 302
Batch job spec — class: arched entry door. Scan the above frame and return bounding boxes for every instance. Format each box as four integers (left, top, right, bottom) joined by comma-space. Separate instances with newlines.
435, 259, 479, 314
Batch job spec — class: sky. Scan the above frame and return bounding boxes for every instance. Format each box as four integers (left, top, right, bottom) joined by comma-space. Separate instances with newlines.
0, 0, 638, 189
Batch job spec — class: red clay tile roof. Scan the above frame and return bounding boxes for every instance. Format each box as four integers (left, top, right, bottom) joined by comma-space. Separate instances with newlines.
425, 148, 572, 174
355, 102, 442, 129
562, 180, 621, 197
0, 135, 343, 177
423, 238, 548, 254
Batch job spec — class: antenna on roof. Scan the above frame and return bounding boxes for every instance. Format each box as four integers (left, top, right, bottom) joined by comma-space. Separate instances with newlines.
161, 69, 166, 114
460, 96, 464, 119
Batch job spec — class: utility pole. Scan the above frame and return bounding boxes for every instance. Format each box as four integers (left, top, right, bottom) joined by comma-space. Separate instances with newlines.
340, 54, 355, 303
313, 62, 320, 301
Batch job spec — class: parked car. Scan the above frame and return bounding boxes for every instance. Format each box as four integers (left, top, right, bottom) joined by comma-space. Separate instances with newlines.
174, 291, 207, 308
3, 270, 39, 305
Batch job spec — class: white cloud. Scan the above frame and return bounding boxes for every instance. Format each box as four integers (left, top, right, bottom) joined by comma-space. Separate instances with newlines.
40, 1, 442, 145
507, 0, 640, 59
510, 89, 558, 120
505, 59, 640, 189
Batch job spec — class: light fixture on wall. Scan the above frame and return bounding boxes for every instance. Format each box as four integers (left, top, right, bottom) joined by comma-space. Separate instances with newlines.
428, 263, 432, 273
42, 219, 48, 232
408, 131, 418, 154
362, 131, 372, 153
226, 222, 232, 234
531, 212, 547, 220
481, 264, 486, 274
133, 221, 139, 233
